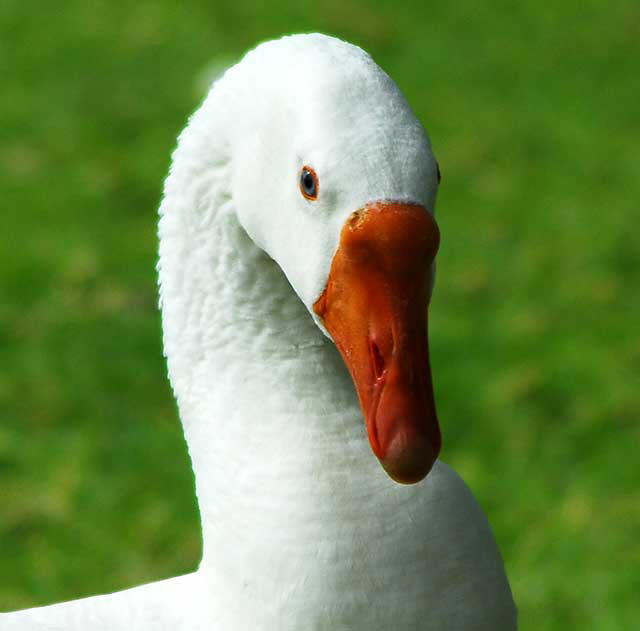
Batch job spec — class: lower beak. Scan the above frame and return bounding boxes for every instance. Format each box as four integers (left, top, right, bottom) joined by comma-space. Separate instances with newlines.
313, 201, 441, 484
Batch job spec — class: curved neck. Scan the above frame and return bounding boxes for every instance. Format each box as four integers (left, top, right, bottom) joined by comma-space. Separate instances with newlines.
162, 201, 512, 631
175, 205, 370, 534
169, 207, 391, 621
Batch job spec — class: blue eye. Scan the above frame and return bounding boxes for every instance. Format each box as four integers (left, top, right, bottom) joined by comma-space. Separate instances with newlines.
300, 166, 319, 200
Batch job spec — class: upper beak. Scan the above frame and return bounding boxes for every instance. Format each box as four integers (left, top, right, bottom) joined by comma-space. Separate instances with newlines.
313, 201, 441, 484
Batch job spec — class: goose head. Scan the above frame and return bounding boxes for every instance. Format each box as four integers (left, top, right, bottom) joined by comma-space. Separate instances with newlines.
162, 34, 442, 485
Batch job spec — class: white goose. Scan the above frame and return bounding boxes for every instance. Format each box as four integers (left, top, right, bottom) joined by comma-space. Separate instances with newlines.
1, 34, 517, 630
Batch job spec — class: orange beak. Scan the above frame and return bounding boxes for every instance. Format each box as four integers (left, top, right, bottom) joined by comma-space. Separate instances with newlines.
313, 202, 441, 484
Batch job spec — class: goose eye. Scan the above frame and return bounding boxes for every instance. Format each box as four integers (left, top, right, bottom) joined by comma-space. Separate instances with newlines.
299, 166, 319, 200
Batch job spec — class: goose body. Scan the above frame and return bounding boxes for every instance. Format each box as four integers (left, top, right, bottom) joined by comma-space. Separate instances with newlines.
1, 34, 516, 630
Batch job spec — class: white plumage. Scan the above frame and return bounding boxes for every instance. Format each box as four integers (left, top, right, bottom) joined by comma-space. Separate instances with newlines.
1, 34, 516, 630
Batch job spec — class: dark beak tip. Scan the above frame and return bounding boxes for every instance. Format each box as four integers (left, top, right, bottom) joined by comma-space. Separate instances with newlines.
379, 431, 439, 485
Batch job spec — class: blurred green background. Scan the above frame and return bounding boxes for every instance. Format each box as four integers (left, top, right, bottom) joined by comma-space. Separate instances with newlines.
1, 1, 638, 628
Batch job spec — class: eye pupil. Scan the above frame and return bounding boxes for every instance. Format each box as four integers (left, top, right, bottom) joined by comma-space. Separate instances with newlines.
303, 173, 313, 190
299, 166, 318, 200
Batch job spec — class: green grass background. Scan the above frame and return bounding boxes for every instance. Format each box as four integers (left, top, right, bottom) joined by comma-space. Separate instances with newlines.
1, 1, 638, 628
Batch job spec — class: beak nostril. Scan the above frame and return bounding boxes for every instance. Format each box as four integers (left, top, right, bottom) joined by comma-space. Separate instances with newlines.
370, 340, 386, 381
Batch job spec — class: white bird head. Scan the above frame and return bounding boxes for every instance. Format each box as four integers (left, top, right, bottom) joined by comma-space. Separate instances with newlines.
160, 33, 442, 484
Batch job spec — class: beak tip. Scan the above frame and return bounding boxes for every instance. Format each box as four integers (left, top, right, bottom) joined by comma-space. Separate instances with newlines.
379, 430, 440, 485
